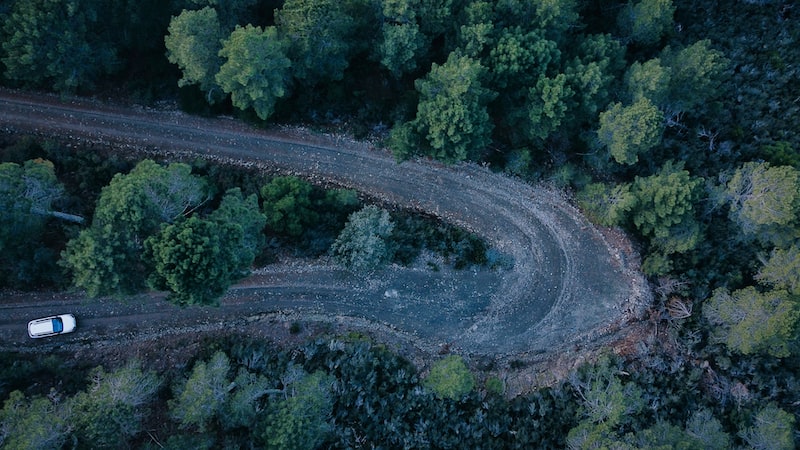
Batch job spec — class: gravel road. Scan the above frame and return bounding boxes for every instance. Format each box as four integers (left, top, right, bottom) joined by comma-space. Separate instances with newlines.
0, 88, 650, 357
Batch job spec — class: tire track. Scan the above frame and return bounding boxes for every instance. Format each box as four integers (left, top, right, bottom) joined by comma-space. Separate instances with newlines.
0, 88, 649, 356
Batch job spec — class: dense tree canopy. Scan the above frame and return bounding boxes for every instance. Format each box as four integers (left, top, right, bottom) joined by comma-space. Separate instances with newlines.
165, 7, 225, 100
216, 24, 292, 120
1, 0, 118, 92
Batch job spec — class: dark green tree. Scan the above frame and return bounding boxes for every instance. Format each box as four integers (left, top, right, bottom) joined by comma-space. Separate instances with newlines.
630, 161, 702, 254
275, 0, 355, 85
61, 160, 210, 297
216, 25, 292, 120
403, 51, 496, 163
208, 188, 267, 267
1, 0, 118, 92
660, 40, 728, 115
164, 7, 225, 102
260, 176, 318, 238
623, 58, 670, 107
145, 216, 243, 306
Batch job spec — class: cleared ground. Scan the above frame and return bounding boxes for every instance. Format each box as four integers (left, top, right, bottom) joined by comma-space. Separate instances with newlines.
0, 88, 650, 358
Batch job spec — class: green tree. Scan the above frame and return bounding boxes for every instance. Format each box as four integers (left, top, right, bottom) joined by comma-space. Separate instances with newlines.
376, 0, 427, 77
724, 162, 800, 243
145, 216, 243, 306
262, 370, 333, 449
740, 404, 796, 450
0, 160, 65, 247
216, 25, 292, 120
624, 58, 670, 107
69, 362, 161, 449
331, 205, 395, 271
1, 0, 118, 92
208, 188, 267, 266
684, 409, 732, 450
527, 74, 574, 142
261, 176, 318, 238
597, 98, 664, 165
407, 51, 496, 163
577, 182, 636, 227
661, 40, 728, 115
275, 0, 355, 85
220, 369, 271, 430
457, 0, 494, 58
0, 391, 69, 450
0, 159, 70, 286
757, 245, 800, 295
703, 287, 798, 357
617, 0, 675, 46
423, 355, 475, 400
61, 160, 210, 297
630, 161, 702, 254
164, 7, 225, 101
170, 351, 232, 431
566, 358, 645, 449
488, 27, 558, 90
564, 34, 627, 127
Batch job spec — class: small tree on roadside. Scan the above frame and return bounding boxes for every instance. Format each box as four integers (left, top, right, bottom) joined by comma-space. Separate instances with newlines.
330, 205, 395, 272
423, 355, 475, 400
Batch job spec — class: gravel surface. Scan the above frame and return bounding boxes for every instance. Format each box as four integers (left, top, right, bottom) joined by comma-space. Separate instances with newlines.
0, 88, 650, 361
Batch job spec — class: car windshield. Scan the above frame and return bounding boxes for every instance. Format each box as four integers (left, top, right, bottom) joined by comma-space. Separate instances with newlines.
51, 318, 63, 333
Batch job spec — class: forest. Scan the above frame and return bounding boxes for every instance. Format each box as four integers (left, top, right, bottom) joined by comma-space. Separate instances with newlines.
1, 0, 799, 448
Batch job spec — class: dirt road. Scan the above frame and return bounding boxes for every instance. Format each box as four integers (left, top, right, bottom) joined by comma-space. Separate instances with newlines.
0, 88, 650, 357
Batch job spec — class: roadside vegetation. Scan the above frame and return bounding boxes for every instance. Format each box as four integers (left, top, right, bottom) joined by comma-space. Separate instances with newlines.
1, 0, 799, 447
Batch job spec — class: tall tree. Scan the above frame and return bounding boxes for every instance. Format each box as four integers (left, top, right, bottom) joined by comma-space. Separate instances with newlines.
61, 160, 210, 297
164, 7, 225, 102
740, 404, 796, 450
703, 287, 798, 357
216, 25, 292, 120
617, 0, 675, 46
208, 188, 267, 267
261, 370, 334, 449
69, 362, 161, 448
275, 0, 355, 85
630, 161, 702, 254
0, 391, 69, 450
170, 351, 232, 431
405, 51, 496, 163
145, 216, 243, 306
660, 40, 728, 116
723, 162, 800, 243
757, 245, 800, 295
261, 176, 319, 238
597, 98, 664, 165
1, 0, 118, 92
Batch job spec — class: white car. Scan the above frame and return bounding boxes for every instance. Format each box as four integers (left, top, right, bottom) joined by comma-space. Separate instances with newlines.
27, 314, 76, 339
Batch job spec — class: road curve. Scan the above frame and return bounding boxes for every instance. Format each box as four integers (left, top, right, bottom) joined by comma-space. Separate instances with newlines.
0, 88, 649, 356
